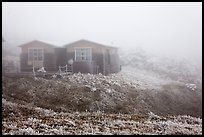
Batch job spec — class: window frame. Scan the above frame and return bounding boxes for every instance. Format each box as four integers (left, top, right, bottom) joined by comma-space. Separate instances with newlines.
75, 47, 92, 62
28, 48, 44, 61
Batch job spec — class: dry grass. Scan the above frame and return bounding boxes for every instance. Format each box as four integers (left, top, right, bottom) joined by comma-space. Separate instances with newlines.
2, 75, 202, 117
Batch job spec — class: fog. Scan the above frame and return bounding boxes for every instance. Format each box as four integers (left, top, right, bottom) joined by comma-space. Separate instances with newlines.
2, 3, 203, 133
2, 2, 202, 67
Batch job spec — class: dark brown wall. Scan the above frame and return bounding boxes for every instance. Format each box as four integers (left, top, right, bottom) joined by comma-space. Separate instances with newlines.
21, 41, 55, 53
73, 61, 96, 74
100, 48, 120, 75
109, 50, 120, 73
44, 53, 57, 71
20, 40, 121, 74
55, 48, 67, 67
66, 45, 120, 75
92, 52, 104, 74
20, 53, 57, 72
66, 45, 105, 74
20, 41, 57, 72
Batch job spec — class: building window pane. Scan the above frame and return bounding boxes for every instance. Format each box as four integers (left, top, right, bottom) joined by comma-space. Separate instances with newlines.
75, 48, 92, 61
28, 48, 44, 61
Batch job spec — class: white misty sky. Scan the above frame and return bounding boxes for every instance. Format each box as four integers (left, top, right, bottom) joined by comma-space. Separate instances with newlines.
2, 2, 202, 66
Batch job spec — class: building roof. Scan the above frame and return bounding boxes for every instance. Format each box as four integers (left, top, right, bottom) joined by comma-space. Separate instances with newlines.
18, 40, 57, 48
18, 39, 118, 49
64, 39, 118, 49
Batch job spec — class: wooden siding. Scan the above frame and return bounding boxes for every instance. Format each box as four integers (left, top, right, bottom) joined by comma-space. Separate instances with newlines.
19, 40, 120, 75
73, 61, 97, 74
20, 53, 57, 72
19, 41, 57, 72
21, 41, 55, 53
55, 48, 67, 67
65, 41, 120, 75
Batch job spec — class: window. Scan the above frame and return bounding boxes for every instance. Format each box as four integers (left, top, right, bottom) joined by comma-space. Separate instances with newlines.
28, 48, 44, 61
75, 48, 92, 61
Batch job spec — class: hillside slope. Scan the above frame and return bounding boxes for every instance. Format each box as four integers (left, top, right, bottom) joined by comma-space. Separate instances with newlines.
2, 68, 202, 117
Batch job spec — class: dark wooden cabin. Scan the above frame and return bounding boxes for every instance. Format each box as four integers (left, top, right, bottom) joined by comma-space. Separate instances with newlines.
19, 39, 120, 75
19, 40, 57, 72
64, 39, 120, 75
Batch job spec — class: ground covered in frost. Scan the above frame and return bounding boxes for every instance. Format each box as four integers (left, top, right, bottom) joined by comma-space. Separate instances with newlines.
2, 67, 202, 135
2, 99, 202, 135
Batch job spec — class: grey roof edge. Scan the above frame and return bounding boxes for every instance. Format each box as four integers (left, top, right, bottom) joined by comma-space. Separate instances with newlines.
18, 39, 118, 49
63, 39, 118, 49
18, 40, 57, 48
